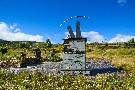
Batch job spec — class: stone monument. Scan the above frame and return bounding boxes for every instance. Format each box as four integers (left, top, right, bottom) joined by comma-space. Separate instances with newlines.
60, 21, 87, 74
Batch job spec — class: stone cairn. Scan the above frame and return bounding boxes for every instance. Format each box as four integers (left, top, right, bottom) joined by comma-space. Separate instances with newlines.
60, 21, 87, 75
34, 48, 42, 61
20, 48, 42, 67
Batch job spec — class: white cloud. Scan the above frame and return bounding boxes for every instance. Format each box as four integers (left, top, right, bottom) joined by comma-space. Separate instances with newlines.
65, 31, 104, 43
65, 31, 135, 43
81, 31, 104, 43
1, 21, 134, 43
0, 22, 44, 42
9, 23, 17, 30
109, 34, 135, 43
14, 28, 21, 32
117, 0, 127, 6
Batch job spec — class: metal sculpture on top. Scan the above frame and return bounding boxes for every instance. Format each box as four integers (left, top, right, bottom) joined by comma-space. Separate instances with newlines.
60, 16, 90, 39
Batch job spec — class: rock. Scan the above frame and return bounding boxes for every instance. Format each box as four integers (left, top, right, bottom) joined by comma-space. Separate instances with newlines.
4, 60, 119, 76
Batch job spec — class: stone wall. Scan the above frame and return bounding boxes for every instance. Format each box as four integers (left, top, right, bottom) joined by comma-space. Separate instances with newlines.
61, 38, 87, 74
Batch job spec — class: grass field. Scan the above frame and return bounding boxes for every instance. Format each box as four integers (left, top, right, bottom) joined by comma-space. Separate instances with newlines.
0, 41, 135, 90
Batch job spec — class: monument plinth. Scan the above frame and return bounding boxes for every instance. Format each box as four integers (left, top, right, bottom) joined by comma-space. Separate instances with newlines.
60, 21, 87, 74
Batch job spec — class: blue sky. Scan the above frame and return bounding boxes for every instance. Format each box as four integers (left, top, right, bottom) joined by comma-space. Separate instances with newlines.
0, 0, 135, 43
